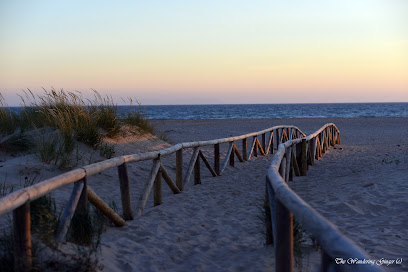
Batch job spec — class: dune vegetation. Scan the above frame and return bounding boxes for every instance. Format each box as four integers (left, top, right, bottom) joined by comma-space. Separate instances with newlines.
0, 88, 154, 168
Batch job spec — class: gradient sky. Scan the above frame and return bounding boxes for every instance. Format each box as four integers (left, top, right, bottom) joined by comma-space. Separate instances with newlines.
1, 0, 407, 105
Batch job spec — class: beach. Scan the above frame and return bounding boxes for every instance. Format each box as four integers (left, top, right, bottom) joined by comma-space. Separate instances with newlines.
1, 117, 407, 271
99, 117, 408, 271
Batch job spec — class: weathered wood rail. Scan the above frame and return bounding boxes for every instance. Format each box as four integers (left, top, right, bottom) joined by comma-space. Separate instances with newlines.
0, 124, 303, 271
265, 123, 383, 272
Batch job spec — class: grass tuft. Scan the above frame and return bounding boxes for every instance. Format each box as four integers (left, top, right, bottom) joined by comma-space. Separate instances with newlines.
123, 98, 154, 134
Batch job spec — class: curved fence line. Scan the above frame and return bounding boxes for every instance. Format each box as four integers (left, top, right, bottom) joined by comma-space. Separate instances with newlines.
0, 124, 304, 271
265, 123, 383, 272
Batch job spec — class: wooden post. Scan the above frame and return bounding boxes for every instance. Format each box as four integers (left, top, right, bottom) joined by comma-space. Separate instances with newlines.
87, 187, 125, 227
289, 157, 294, 181
242, 138, 248, 161
275, 198, 294, 272
118, 163, 133, 220
13, 202, 32, 272
214, 144, 220, 175
276, 129, 280, 148
176, 149, 183, 191
301, 139, 307, 176
285, 148, 291, 182
256, 138, 266, 155
55, 181, 84, 242
199, 151, 217, 177
76, 177, 88, 215
194, 155, 201, 185
183, 148, 200, 187
265, 180, 273, 245
267, 131, 274, 155
291, 148, 301, 177
310, 138, 316, 166
233, 145, 244, 162
136, 159, 161, 216
279, 156, 287, 180
230, 142, 235, 167
253, 137, 258, 157
154, 166, 162, 206
295, 142, 302, 170
160, 163, 181, 194
307, 146, 313, 168
262, 133, 266, 152
220, 143, 234, 175
326, 129, 330, 150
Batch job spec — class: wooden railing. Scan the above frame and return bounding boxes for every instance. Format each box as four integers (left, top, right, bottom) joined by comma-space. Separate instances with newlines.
265, 123, 383, 272
0, 124, 304, 271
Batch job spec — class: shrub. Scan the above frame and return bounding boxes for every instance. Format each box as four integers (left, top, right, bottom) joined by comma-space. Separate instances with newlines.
99, 142, 115, 159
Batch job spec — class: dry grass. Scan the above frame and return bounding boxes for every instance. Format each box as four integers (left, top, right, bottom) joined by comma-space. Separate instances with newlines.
0, 88, 156, 167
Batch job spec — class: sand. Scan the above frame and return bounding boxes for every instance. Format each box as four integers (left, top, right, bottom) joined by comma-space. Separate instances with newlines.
1, 117, 407, 271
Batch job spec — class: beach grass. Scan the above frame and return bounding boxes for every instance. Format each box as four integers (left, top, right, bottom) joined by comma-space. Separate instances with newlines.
0, 175, 109, 271
0, 88, 157, 167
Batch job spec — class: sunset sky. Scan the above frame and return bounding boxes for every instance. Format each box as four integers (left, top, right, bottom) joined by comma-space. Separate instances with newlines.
1, 0, 407, 105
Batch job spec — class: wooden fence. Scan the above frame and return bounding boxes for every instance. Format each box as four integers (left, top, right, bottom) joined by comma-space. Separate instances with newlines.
265, 123, 383, 272
0, 124, 304, 271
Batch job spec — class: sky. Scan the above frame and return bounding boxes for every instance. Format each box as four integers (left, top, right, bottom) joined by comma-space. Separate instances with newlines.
0, 0, 407, 105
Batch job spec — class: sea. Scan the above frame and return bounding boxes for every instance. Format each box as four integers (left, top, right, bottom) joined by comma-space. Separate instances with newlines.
118, 103, 408, 120
7, 103, 408, 120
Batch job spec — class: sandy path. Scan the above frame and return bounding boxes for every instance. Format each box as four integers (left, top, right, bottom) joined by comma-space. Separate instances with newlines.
95, 117, 407, 271
100, 155, 276, 272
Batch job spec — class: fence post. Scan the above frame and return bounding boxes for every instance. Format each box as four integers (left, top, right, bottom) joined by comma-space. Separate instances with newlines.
301, 139, 307, 176
286, 147, 293, 182
279, 156, 287, 181
194, 155, 201, 185
262, 133, 266, 152
253, 137, 258, 157
269, 131, 275, 154
265, 179, 273, 245
242, 138, 248, 161
275, 157, 294, 271
230, 142, 235, 167
13, 202, 32, 272
322, 130, 327, 154
118, 163, 133, 220
275, 198, 293, 272
285, 148, 291, 182
55, 181, 85, 242
77, 177, 88, 214
310, 138, 316, 166
214, 144, 220, 175
337, 131, 341, 145
176, 149, 183, 191
154, 165, 162, 206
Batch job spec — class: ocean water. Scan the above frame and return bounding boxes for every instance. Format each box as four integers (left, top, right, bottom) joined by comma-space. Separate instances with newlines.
120, 103, 408, 120
7, 103, 408, 120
